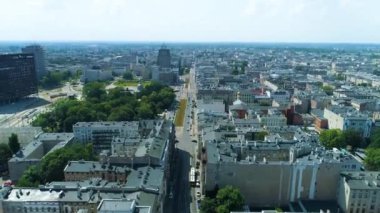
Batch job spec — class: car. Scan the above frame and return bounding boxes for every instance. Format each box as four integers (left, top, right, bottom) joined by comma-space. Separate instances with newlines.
196, 191, 201, 198
169, 191, 174, 199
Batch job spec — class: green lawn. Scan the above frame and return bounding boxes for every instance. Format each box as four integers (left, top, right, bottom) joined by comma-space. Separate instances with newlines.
114, 79, 151, 87
175, 99, 187, 127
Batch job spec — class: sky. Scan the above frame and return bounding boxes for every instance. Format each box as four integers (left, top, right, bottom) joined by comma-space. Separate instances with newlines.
0, 0, 380, 43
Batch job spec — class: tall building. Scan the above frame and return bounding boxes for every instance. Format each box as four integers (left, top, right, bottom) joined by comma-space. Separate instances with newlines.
0, 53, 37, 104
22, 45, 46, 79
157, 45, 171, 68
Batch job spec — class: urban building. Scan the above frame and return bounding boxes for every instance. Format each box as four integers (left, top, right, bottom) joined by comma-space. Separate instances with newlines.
8, 133, 74, 182
157, 45, 171, 69
64, 160, 131, 183
0, 54, 37, 104
73, 121, 140, 152
323, 106, 372, 138
22, 45, 46, 79
204, 140, 361, 207
80, 69, 113, 83
337, 172, 380, 213
1, 169, 164, 213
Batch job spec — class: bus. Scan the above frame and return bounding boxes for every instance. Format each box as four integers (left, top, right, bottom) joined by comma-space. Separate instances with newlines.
189, 167, 196, 187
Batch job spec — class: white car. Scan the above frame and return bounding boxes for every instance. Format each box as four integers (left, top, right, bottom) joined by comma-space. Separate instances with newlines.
196, 191, 201, 198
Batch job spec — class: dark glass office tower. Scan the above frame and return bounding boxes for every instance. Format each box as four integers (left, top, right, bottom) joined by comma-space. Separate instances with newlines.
157, 45, 171, 68
0, 54, 37, 104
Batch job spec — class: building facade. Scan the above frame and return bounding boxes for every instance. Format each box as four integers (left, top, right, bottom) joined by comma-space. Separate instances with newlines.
157, 46, 171, 68
337, 172, 380, 213
22, 45, 46, 80
323, 107, 372, 138
0, 54, 37, 104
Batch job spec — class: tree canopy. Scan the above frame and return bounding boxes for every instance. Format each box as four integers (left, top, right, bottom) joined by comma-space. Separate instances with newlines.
361, 128, 380, 171
319, 129, 362, 149
32, 81, 175, 132
364, 148, 380, 171
200, 186, 244, 213
322, 85, 334, 96
40, 70, 79, 89
0, 143, 12, 168
17, 143, 97, 187
369, 128, 380, 148
8, 133, 20, 154
123, 71, 134, 80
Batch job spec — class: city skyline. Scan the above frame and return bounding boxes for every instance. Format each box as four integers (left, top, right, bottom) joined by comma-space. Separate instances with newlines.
1, 0, 380, 43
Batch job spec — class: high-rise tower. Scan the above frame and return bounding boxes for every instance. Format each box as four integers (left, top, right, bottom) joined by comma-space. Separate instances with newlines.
157, 45, 171, 68
0, 54, 37, 103
22, 45, 46, 80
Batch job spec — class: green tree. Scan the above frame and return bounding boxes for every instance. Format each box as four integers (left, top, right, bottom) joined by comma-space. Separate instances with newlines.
369, 128, 380, 148
123, 71, 134, 80
17, 165, 41, 187
215, 186, 244, 212
322, 85, 334, 95
216, 205, 229, 213
108, 105, 135, 121
8, 133, 20, 154
200, 186, 244, 213
319, 129, 344, 149
82, 82, 106, 102
255, 131, 268, 140
0, 143, 12, 167
200, 197, 217, 213
32, 81, 175, 132
364, 148, 380, 171
17, 144, 97, 186
341, 129, 363, 149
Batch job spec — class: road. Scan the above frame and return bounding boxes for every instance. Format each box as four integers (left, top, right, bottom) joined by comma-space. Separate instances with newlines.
0, 81, 82, 128
166, 67, 199, 213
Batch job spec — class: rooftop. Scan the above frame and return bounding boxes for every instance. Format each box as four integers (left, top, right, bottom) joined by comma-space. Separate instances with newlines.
342, 171, 380, 190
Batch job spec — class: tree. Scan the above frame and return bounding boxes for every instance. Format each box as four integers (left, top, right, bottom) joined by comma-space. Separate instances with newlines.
200, 197, 217, 213
215, 186, 244, 212
322, 85, 334, 95
364, 148, 380, 171
255, 131, 268, 140
200, 186, 244, 213
17, 144, 97, 187
82, 82, 107, 102
0, 143, 12, 168
32, 81, 175, 132
123, 71, 134, 80
320, 129, 363, 150
369, 128, 380, 148
341, 129, 363, 149
17, 165, 41, 187
319, 129, 344, 149
8, 133, 20, 154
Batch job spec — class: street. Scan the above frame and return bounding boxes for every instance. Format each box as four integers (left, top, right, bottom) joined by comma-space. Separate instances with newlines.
167, 66, 199, 213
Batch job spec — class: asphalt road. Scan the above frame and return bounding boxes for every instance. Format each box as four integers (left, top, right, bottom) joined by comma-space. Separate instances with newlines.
166, 69, 199, 213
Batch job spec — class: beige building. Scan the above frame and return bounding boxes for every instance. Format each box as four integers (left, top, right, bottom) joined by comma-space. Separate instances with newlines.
338, 172, 380, 213
205, 141, 361, 207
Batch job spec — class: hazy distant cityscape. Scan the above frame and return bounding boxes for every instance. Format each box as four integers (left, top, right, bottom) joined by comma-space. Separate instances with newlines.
0, 41, 380, 213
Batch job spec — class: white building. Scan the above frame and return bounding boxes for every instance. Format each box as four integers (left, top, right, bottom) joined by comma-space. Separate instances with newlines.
323, 107, 372, 138
266, 90, 290, 102
73, 121, 140, 152
257, 109, 287, 127
80, 69, 113, 83
338, 172, 380, 213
